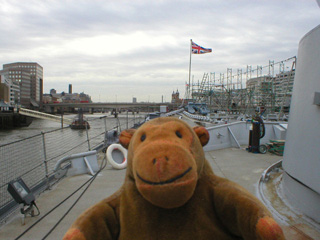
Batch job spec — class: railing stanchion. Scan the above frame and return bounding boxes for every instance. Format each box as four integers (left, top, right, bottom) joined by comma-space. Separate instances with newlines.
86, 124, 91, 151
41, 131, 50, 190
126, 111, 129, 129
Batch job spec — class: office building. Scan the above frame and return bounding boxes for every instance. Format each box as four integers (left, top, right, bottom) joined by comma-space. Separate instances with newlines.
1, 62, 43, 108
0, 75, 20, 106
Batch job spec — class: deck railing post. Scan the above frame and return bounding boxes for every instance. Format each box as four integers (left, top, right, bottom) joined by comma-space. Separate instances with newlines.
41, 131, 50, 190
104, 117, 107, 148
60, 108, 64, 128
133, 111, 135, 125
86, 124, 91, 151
126, 111, 129, 129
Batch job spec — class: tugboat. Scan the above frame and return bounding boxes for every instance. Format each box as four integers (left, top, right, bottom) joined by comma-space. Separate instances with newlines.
70, 108, 90, 130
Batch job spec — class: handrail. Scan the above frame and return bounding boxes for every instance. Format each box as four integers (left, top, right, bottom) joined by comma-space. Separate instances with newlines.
54, 150, 97, 172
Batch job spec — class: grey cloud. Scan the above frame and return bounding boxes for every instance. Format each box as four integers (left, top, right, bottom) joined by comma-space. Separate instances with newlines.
0, 0, 319, 102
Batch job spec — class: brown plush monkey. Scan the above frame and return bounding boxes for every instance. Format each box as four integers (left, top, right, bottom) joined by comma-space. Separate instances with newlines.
64, 117, 285, 240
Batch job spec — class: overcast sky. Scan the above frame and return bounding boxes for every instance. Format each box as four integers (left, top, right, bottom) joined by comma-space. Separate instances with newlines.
1, 0, 319, 102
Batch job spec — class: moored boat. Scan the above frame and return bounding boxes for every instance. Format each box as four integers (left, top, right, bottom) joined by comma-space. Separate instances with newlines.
70, 108, 90, 129
70, 118, 90, 129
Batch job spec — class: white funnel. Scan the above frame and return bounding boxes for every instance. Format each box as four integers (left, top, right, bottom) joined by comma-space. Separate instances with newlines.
282, 25, 320, 222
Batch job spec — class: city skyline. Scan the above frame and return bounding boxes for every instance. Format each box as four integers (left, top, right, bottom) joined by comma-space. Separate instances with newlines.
0, 0, 319, 102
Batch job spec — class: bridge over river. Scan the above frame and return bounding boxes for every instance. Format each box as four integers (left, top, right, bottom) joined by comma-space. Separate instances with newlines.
43, 102, 179, 114
1, 102, 180, 128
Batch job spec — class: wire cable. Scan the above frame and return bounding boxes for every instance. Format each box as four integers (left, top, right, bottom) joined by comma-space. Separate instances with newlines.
42, 171, 98, 239
14, 154, 107, 240
14, 176, 94, 240
42, 154, 107, 239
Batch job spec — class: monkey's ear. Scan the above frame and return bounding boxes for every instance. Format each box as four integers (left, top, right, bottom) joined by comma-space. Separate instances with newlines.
119, 129, 136, 149
193, 126, 209, 146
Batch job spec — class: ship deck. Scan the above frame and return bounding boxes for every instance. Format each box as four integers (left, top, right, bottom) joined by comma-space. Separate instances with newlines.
1, 147, 319, 239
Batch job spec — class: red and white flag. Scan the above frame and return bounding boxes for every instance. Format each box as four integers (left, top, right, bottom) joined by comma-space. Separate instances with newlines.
191, 41, 212, 54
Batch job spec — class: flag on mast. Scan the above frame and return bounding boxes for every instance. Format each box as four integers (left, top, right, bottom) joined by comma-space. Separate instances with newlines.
187, 39, 212, 99
191, 40, 212, 54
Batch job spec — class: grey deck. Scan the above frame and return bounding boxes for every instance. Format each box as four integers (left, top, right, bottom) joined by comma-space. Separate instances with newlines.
0, 148, 319, 240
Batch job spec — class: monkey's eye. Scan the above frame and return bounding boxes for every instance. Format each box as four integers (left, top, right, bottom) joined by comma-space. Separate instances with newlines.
176, 131, 182, 138
141, 134, 146, 142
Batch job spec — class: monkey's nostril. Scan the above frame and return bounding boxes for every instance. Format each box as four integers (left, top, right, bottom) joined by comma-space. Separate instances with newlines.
152, 157, 168, 164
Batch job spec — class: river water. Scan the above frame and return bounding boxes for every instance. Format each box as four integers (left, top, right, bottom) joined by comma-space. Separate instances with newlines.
0, 112, 147, 223
0, 113, 146, 146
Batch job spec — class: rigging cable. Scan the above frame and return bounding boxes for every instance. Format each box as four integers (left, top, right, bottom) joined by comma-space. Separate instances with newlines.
14, 154, 107, 240
42, 169, 99, 239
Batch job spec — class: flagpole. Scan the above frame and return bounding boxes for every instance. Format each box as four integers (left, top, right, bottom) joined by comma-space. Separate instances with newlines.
188, 39, 192, 99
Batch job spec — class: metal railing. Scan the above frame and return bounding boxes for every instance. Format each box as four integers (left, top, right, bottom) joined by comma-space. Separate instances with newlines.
0, 114, 145, 224
203, 121, 287, 151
